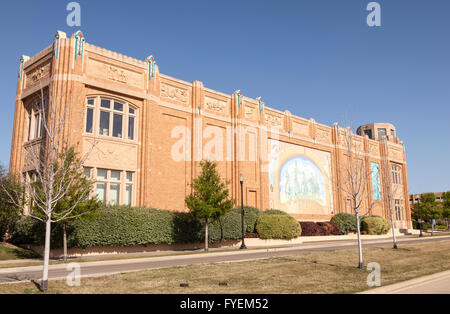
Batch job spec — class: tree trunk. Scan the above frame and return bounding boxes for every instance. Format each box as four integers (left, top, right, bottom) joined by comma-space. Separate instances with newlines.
389, 204, 398, 249
63, 222, 67, 262
41, 216, 52, 292
205, 217, 209, 252
355, 212, 364, 269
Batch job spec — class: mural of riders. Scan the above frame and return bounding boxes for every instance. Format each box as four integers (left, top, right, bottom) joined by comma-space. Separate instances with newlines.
268, 139, 333, 217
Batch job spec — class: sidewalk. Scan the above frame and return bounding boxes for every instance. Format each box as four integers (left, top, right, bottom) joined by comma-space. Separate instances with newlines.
1, 233, 448, 267
360, 270, 450, 294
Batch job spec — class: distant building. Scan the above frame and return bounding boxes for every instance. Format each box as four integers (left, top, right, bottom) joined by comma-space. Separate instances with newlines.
410, 192, 446, 205
9, 31, 413, 230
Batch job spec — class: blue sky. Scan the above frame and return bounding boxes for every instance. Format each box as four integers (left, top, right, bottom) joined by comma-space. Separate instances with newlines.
0, 0, 449, 194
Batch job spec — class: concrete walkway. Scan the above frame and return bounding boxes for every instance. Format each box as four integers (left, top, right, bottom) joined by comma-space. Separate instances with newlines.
0, 235, 449, 284
360, 270, 450, 294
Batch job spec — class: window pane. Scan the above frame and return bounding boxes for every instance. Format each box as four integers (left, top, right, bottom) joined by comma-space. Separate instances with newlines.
27, 114, 31, 141
34, 114, 40, 138
101, 99, 111, 109
126, 172, 133, 182
113, 114, 123, 138
128, 116, 135, 140
83, 168, 91, 178
86, 108, 93, 133
378, 128, 386, 139
110, 184, 120, 205
97, 169, 107, 180
111, 171, 121, 181
114, 102, 123, 112
40, 114, 45, 137
126, 185, 132, 206
87, 99, 95, 106
96, 183, 106, 203
99, 111, 110, 136
129, 107, 135, 115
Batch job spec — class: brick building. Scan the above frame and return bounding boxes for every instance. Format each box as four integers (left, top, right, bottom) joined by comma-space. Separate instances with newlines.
9, 31, 412, 230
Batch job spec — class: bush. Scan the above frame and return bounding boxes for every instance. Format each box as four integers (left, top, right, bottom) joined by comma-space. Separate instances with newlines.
299, 222, 322, 236
317, 222, 340, 235
11, 206, 263, 248
256, 214, 301, 240
264, 209, 288, 215
232, 206, 262, 233
331, 213, 357, 235
10, 216, 64, 247
299, 221, 340, 236
360, 216, 391, 235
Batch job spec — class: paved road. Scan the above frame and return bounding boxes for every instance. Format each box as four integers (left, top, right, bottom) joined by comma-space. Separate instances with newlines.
1, 236, 449, 284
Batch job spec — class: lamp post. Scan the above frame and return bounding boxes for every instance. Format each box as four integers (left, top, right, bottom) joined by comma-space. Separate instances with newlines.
240, 174, 247, 250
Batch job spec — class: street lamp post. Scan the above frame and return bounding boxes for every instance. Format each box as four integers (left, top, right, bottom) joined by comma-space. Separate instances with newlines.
240, 174, 247, 250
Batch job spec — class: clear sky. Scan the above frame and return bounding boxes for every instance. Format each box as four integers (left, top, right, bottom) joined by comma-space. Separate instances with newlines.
0, 0, 449, 194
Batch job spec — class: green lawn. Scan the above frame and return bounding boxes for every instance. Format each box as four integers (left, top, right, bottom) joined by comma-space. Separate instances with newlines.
1, 239, 450, 294
0, 243, 40, 261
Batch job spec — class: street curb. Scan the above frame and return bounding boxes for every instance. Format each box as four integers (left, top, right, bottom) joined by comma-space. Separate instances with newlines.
1, 235, 450, 275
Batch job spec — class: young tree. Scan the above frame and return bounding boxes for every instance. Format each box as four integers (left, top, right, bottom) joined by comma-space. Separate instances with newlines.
0, 165, 22, 241
419, 193, 442, 235
337, 126, 375, 269
1, 86, 97, 291
185, 160, 234, 252
52, 148, 101, 261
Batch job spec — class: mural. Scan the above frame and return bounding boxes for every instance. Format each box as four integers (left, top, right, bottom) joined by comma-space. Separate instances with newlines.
268, 139, 333, 215
371, 162, 381, 201
279, 157, 326, 205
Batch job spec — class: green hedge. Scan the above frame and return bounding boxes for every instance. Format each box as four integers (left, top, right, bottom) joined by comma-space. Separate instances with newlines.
264, 209, 288, 216
361, 216, 391, 235
11, 206, 264, 248
232, 206, 262, 233
256, 214, 301, 240
10, 216, 63, 247
331, 213, 357, 235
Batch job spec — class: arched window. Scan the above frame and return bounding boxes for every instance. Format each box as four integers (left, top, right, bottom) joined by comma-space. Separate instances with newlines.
84, 96, 138, 141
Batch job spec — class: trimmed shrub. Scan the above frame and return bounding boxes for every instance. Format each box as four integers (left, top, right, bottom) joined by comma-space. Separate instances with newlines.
11, 206, 264, 248
300, 222, 323, 236
317, 222, 340, 235
10, 216, 64, 247
231, 206, 262, 233
299, 221, 340, 236
256, 214, 301, 240
360, 216, 391, 235
331, 213, 357, 235
264, 209, 288, 216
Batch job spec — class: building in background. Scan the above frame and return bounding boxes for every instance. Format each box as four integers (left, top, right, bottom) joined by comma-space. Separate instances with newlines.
410, 192, 446, 205
9, 31, 413, 230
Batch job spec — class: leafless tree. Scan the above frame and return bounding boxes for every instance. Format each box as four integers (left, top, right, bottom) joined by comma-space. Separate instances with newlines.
2, 84, 97, 291
336, 125, 375, 269
380, 137, 399, 249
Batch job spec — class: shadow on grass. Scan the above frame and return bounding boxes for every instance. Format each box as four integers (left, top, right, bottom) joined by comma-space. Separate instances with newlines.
11, 248, 41, 259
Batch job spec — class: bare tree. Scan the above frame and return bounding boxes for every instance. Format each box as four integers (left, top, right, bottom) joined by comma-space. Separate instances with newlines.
379, 137, 399, 249
2, 84, 97, 291
336, 125, 375, 269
